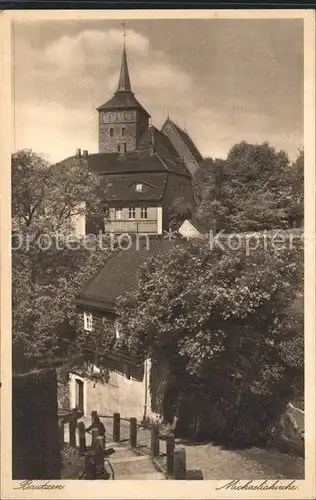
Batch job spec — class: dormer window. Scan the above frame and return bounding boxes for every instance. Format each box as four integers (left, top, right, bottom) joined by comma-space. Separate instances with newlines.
136, 184, 143, 192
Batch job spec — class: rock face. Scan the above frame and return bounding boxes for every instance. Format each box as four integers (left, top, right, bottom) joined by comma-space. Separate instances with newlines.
273, 402, 304, 456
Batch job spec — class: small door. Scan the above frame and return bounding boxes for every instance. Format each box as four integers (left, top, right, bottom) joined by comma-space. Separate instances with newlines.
75, 379, 84, 414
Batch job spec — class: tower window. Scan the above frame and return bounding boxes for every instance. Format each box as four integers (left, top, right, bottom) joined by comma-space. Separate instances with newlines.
128, 207, 136, 219
122, 127, 126, 137
140, 207, 148, 219
110, 128, 114, 137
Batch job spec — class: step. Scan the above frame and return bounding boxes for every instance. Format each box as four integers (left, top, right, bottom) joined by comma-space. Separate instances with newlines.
120, 472, 165, 480
112, 458, 161, 478
110, 454, 151, 465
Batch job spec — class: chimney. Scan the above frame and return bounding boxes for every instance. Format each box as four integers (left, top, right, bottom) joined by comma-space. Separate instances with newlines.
149, 121, 155, 156
82, 150, 88, 159
75, 148, 81, 158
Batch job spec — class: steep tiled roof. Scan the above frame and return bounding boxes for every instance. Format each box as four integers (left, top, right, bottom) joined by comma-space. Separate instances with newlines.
117, 44, 131, 92
58, 125, 191, 179
140, 126, 177, 158
97, 91, 150, 116
97, 43, 150, 117
99, 172, 167, 202
86, 151, 167, 174
76, 237, 179, 311
87, 151, 189, 177
173, 122, 203, 163
161, 118, 203, 165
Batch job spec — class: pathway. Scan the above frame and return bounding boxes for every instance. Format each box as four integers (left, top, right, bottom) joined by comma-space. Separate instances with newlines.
66, 416, 303, 480
115, 419, 304, 480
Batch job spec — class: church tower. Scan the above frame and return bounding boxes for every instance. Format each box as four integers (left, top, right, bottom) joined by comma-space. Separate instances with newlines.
97, 38, 150, 153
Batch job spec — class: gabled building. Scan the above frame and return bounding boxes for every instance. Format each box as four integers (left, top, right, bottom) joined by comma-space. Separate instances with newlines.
72, 237, 180, 420
58, 38, 204, 421
58, 40, 203, 235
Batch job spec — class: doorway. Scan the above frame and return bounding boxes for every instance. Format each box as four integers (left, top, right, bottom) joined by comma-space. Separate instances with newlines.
75, 379, 84, 415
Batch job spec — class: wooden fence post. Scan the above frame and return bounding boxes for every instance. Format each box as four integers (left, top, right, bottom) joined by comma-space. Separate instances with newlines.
69, 415, 77, 448
91, 410, 97, 424
59, 419, 64, 444
130, 417, 137, 448
113, 413, 120, 442
151, 421, 159, 457
91, 428, 99, 450
78, 422, 86, 453
174, 446, 186, 479
166, 435, 175, 476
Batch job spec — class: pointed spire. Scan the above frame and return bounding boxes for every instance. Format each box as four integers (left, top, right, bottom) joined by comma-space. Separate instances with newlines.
117, 22, 132, 93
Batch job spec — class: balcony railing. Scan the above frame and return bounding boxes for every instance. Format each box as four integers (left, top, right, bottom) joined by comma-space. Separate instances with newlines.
104, 219, 159, 234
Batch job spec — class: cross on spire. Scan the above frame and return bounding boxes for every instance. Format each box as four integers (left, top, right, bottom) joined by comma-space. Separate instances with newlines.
121, 21, 126, 43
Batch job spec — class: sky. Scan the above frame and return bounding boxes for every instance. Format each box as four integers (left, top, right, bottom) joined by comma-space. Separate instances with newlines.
13, 18, 304, 163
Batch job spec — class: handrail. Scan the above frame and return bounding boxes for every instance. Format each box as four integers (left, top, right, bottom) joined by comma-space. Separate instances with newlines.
98, 414, 131, 423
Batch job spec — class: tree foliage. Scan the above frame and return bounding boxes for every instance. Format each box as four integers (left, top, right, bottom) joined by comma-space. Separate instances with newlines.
12, 149, 104, 234
112, 234, 303, 441
195, 143, 304, 232
12, 149, 110, 372
167, 197, 193, 229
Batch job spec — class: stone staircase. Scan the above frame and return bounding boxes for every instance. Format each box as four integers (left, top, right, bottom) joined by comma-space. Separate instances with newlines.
73, 417, 165, 480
